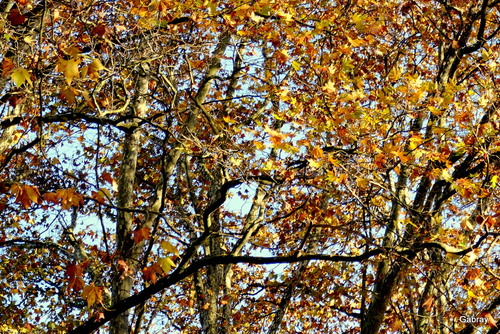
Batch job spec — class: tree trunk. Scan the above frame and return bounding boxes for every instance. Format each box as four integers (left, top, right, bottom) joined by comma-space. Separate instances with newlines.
110, 65, 149, 334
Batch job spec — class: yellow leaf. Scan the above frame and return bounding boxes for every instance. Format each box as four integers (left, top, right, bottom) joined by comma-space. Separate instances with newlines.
307, 159, 323, 168
116, 121, 139, 128
230, 156, 242, 166
64, 58, 80, 84
276, 10, 293, 21
11, 68, 32, 87
158, 257, 176, 273
441, 169, 453, 182
65, 46, 82, 58
351, 13, 367, 31
160, 241, 179, 255
291, 61, 301, 71
254, 141, 266, 150
323, 81, 336, 93
23, 36, 34, 44
80, 65, 88, 78
460, 219, 474, 230
356, 177, 370, 189
88, 58, 106, 75
98, 188, 112, 199
409, 135, 423, 150
463, 251, 478, 265
347, 36, 364, 47
481, 48, 490, 61
223, 116, 236, 124
490, 175, 498, 189
467, 290, 478, 299
271, 113, 284, 120
208, 2, 217, 15
257, 4, 271, 16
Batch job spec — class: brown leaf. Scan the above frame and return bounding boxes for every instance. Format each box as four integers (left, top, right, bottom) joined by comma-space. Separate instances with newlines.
66, 263, 85, 292
0, 182, 9, 194
101, 172, 114, 184
2, 58, 15, 76
91, 23, 108, 37
132, 227, 151, 244
8, 9, 27, 26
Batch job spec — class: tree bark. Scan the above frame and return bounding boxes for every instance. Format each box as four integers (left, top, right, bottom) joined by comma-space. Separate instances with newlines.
110, 65, 149, 334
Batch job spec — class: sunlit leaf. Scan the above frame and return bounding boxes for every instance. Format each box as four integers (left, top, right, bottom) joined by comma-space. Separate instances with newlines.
82, 285, 104, 307
158, 257, 176, 273
11, 68, 32, 87
160, 241, 179, 255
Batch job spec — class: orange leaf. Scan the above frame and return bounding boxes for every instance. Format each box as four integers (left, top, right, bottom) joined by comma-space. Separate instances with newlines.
11, 184, 41, 209
43, 192, 59, 204
55, 188, 84, 210
374, 153, 387, 168
142, 263, 162, 283
132, 227, 151, 244
311, 146, 324, 159
388, 319, 403, 331
422, 297, 434, 312
117, 259, 131, 278
91, 190, 106, 204
391, 150, 410, 163
95, 311, 105, 321
59, 87, 77, 104
481, 312, 497, 328
82, 284, 104, 307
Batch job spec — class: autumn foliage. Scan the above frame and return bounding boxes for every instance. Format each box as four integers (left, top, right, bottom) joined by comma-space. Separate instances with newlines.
0, 0, 500, 333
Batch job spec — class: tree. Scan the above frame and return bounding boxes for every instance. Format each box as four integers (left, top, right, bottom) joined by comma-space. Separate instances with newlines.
0, 0, 499, 333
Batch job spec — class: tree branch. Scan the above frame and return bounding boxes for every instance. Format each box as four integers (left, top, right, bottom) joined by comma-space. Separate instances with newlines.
68, 236, 490, 333
0, 238, 75, 259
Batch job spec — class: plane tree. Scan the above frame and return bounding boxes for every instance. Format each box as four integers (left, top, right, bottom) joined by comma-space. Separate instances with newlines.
0, 0, 499, 333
